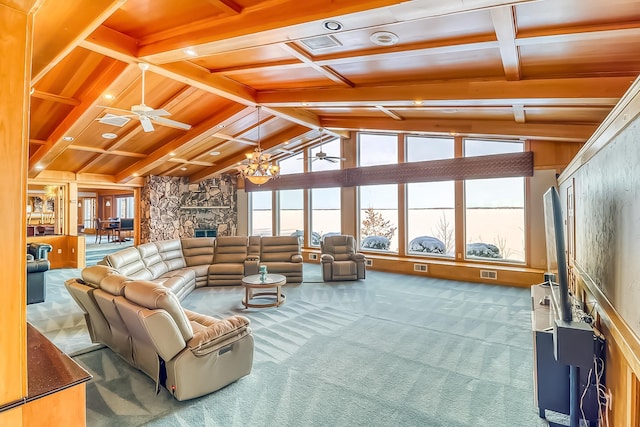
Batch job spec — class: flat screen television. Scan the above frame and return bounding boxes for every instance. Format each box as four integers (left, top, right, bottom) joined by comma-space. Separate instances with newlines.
543, 186, 572, 322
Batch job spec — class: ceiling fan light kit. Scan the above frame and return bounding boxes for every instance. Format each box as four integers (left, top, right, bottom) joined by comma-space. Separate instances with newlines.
239, 106, 280, 185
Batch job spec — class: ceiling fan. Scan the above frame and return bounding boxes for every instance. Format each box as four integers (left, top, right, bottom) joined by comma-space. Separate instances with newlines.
97, 63, 192, 133
299, 130, 345, 163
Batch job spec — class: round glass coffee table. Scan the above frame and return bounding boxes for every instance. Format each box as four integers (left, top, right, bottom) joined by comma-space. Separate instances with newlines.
241, 273, 287, 308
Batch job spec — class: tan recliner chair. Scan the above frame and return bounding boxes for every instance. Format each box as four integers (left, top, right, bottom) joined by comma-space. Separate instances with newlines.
321, 235, 366, 281
114, 280, 254, 401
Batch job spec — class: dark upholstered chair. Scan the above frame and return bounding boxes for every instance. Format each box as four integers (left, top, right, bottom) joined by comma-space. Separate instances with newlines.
320, 235, 366, 281
26, 243, 52, 304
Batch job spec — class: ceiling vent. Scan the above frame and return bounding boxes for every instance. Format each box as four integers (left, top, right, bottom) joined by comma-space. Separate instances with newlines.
98, 113, 131, 127
300, 35, 342, 51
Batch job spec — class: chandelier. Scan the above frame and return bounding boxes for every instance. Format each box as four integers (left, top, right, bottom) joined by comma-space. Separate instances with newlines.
239, 106, 280, 185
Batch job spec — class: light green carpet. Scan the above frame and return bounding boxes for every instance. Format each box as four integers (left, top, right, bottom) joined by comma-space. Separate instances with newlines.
35, 265, 548, 426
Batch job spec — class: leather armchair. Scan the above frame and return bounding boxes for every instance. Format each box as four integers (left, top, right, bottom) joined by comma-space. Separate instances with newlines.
28, 242, 53, 260
114, 280, 254, 401
26, 243, 52, 304
321, 235, 366, 281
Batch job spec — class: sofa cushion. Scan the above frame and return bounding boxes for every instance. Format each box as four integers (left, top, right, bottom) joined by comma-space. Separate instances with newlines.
156, 239, 186, 270
181, 237, 215, 266
156, 268, 196, 300
123, 280, 193, 342
81, 264, 119, 287
138, 242, 169, 278
260, 236, 300, 262
213, 236, 249, 264
106, 247, 153, 280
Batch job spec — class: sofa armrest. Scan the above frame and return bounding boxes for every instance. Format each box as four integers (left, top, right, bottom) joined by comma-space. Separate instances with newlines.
321, 254, 334, 263
186, 312, 251, 356
290, 254, 303, 263
244, 257, 260, 276
351, 253, 366, 261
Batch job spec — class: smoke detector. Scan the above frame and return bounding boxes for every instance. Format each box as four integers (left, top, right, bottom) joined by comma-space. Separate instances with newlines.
370, 31, 399, 46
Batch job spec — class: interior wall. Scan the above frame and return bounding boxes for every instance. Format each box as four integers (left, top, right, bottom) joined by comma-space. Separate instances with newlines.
557, 78, 640, 426
560, 118, 640, 338
140, 175, 238, 242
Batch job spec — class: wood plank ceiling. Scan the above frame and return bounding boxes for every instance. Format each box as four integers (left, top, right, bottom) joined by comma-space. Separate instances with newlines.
27, 0, 640, 184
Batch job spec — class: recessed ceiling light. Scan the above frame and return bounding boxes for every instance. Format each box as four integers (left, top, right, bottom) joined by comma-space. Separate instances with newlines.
209, 151, 221, 156
441, 109, 458, 114
370, 31, 399, 46
35, 164, 44, 170
449, 131, 459, 136
133, 173, 139, 177
413, 100, 423, 106
62, 136, 74, 141
183, 48, 198, 57
169, 152, 176, 157
217, 124, 226, 128
180, 167, 187, 171
102, 133, 117, 139
103, 94, 114, 100
284, 141, 290, 145
323, 20, 343, 31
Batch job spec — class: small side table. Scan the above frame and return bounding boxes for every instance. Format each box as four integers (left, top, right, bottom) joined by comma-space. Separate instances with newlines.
242, 273, 286, 308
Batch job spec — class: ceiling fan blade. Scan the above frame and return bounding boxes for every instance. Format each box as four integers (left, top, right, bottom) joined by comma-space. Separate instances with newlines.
98, 105, 133, 114
151, 116, 192, 130
139, 116, 154, 132
146, 108, 171, 117
326, 158, 338, 163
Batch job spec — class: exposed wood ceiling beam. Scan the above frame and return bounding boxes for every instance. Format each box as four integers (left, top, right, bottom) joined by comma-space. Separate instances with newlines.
81, 32, 325, 132
258, 77, 633, 107
516, 22, 640, 46
280, 42, 354, 87
206, 0, 243, 15
31, 90, 80, 106
168, 158, 215, 167
115, 103, 249, 182
321, 117, 597, 141
491, 6, 520, 81
190, 124, 311, 182
513, 104, 526, 123
375, 106, 403, 120
28, 60, 132, 177
31, 0, 124, 84
69, 145, 147, 158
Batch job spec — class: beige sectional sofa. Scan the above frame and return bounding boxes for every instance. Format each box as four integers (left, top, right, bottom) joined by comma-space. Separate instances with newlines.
64, 235, 302, 400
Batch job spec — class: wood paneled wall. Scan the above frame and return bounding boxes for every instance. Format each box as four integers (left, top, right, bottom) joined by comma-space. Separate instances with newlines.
0, 0, 30, 408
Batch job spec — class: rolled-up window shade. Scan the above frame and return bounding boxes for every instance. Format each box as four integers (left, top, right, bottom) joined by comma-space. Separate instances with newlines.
245, 151, 533, 192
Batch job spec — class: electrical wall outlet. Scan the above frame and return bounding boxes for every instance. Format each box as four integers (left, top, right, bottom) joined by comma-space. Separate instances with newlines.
57, 248, 62, 254
365, 259, 373, 266
309, 253, 318, 260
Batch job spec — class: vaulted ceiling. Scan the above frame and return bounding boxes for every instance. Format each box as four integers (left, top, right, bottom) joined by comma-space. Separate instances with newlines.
27, 0, 640, 185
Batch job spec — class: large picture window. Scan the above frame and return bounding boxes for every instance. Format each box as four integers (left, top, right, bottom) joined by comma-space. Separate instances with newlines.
250, 191, 272, 236
358, 133, 398, 252
309, 137, 341, 246
406, 136, 455, 257
277, 156, 304, 241
464, 139, 525, 262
